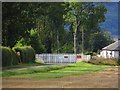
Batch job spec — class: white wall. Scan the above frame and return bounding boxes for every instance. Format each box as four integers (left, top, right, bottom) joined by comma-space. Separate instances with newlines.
100, 50, 107, 58
100, 50, 119, 58
113, 51, 119, 58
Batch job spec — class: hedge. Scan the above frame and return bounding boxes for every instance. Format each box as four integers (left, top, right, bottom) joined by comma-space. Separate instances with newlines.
117, 57, 120, 65
13, 46, 35, 63
2, 46, 20, 66
11, 49, 20, 65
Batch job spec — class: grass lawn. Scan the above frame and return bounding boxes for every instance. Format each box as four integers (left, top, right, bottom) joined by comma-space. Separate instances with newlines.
2, 62, 109, 80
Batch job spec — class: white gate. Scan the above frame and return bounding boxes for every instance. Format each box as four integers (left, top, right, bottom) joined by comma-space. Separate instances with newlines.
36, 54, 91, 63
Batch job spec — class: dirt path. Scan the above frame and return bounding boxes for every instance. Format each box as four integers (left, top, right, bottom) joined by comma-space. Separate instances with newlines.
2, 66, 119, 88
2, 63, 69, 71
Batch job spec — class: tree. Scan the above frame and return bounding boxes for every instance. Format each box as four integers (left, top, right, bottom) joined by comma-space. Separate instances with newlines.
2, 2, 112, 54
2, 2, 66, 52
89, 30, 113, 52
2, 2, 36, 47
2, 2, 67, 53
64, 2, 107, 54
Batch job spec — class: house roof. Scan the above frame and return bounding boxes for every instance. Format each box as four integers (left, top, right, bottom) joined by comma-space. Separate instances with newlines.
102, 40, 120, 51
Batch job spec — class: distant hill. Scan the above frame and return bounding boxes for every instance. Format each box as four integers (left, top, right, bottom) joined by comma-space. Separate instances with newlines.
100, 2, 118, 38
64, 2, 119, 39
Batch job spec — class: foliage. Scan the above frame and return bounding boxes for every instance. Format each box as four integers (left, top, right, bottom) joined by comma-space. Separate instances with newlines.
85, 52, 94, 56
13, 46, 35, 63
60, 43, 73, 53
11, 49, 20, 65
89, 30, 113, 52
63, 2, 110, 53
2, 46, 20, 66
2, 2, 66, 53
14, 38, 30, 47
2, 47, 12, 66
2, 2, 113, 54
29, 29, 46, 53
116, 57, 120, 65
14, 29, 46, 53
2, 2, 36, 47
88, 57, 118, 66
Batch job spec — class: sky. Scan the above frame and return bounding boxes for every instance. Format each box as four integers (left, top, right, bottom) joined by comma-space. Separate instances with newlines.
111, 0, 119, 2
100, 2, 118, 39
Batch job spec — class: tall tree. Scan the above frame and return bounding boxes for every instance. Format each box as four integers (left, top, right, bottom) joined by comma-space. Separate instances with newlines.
89, 30, 113, 52
3, 2, 112, 54
2, 2, 36, 47
64, 2, 107, 54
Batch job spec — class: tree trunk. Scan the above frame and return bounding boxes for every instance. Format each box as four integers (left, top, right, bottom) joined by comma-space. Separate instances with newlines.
82, 26, 84, 54
74, 19, 80, 54
38, 19, 40, 44
57, 30, 60, 53
74, 30, 77, 54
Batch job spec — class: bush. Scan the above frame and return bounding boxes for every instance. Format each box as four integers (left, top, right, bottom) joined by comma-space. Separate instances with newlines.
85, 52, 97, 56
2, 46, 19, 66
116, 57, 120, 65
11, 50, 20, 65
85, 52, 93, 56
35, 58, 44, 64
13, 46, 35, 63
88, 57, 118, 66
2, 47, 12, 66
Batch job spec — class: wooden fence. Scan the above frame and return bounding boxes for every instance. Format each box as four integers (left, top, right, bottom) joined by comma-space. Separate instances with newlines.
36, 54, 91, 63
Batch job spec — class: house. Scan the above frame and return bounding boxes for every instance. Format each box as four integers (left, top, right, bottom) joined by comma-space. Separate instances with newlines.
100, 40, 120, 58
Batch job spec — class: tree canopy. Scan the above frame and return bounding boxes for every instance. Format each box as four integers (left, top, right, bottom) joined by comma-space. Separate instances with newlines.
2, 2, 113, 54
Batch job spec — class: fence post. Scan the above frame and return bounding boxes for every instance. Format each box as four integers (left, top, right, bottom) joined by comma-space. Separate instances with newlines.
55, 54, 56, 63
49, 54, 50, 63
60, 55, 63, 63
43, 54, 44, 63
54, 54, 55, 63
70, 54, 71, 63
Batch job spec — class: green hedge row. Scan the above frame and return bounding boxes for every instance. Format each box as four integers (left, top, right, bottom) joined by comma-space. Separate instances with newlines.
2, 46, 20, 66
13, 46, 35, 63
2, 46, 35, 67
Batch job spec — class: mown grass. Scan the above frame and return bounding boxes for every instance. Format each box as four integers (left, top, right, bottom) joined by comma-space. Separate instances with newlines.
2, 62, 109, 79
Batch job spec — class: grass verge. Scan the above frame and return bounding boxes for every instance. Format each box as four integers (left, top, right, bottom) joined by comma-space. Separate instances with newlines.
2, 62, 109, 79
88, 58, 119, 66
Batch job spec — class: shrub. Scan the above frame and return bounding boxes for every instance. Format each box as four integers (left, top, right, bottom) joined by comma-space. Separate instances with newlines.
35, 58, 44, 64
85, 52, 97, 56
85, 52, 93, 56
13, 46, 35, 63
88, 57, 118, 66
2, 47, 12, 66
2, 46, 19, 66
11, 49, 20, 65
116, 57, 120, 65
